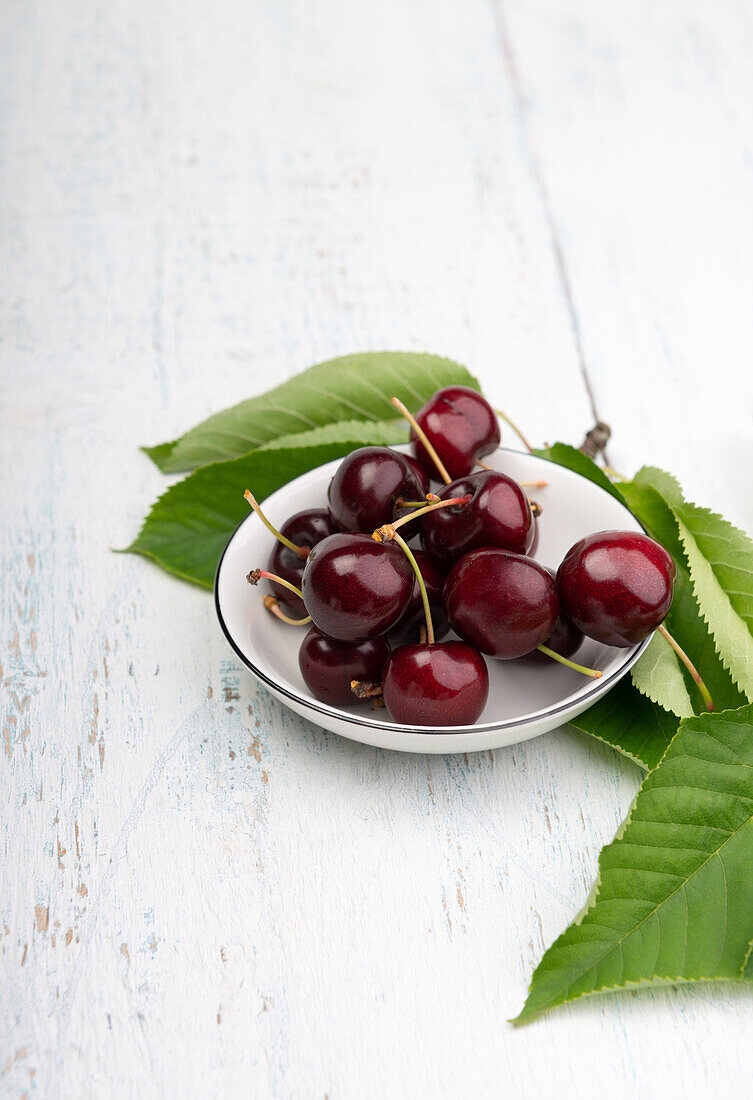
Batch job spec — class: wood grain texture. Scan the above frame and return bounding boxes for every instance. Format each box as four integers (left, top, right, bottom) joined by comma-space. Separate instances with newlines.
2, 0, 753, 1096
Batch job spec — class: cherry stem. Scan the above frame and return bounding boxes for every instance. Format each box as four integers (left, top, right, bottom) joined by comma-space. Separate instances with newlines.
246, 568, 304, 601
390, 396, 452, 484
373, 495, 471, 542
390, 530, 435, 645
658, 624, 715, 712
262, 595, 311, 626
244, 490, 307, 559
494, 407, 534, 453
537, 645, 603, 679
396, 494, 441, 508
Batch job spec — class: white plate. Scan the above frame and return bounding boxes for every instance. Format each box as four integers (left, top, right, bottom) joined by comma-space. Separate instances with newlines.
214, 447, 649, 753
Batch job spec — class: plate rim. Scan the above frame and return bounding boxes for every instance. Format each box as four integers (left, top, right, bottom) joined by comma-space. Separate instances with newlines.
214, 446, 651, 736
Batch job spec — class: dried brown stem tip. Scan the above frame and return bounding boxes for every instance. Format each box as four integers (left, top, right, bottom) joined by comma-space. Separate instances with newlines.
246, 569, 263, 585
351, 679, 383, 700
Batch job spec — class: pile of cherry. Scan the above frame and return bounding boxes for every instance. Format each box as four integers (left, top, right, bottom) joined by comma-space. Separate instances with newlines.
244, 386, 678, 727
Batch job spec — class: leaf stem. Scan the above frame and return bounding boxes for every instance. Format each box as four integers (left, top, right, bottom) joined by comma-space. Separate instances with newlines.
391, 530, 434, 645
247, 568, 304, 601
495, 408, 534, 453
602, 465, 628, 482
537, 645, 602, 678
373, 495, 471, 542
658, 624, 715, 712
263, 595, 312, 625
390, 396, 452, 484
244, 490, 307, 558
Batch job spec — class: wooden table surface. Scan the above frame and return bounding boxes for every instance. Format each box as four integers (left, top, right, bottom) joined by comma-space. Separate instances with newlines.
3, 1, 753, 1096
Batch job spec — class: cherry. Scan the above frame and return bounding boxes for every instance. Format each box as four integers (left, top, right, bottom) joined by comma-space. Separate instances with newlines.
266, 508, 335, 616
421, 469, 534, 568
327, 446, 426, 533
402, 454, 431, 496
390, 549, 449, 642
381, 641, 489, 726
445, 548, 559, 659
299, 628, 390, 707
520, 567, 584, 664
557, 531, 676, 647
405, 386, 500, 481
301, 533, 413, 641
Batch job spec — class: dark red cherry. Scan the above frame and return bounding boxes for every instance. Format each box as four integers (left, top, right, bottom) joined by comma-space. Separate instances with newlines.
421, 470, 534, 568
301, 533, 413, 641
267, 509, 336, 615
390, 550, 449, 643
402, 454, 431, 496
523, 567, 584, 663
411, 386, 500, 481
392, 453, 433, 539
444, 548, 559, 659
381, 642, 489, 726
299, 628, 390, 707
557, 531, 676, 647
328, 446, 426, 533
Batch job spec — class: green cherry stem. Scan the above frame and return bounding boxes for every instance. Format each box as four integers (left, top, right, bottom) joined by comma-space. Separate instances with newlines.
373, 495, 472, 542
263, 595, 312, 626
658, 624, 715, 712
390, 396, 452, 485
395, 494, 442, 508
536, 644, 603, 679
494, 407, 534, 453
390, 530, 434, 645
246, 568, 304, 601
244, 490, 308, 559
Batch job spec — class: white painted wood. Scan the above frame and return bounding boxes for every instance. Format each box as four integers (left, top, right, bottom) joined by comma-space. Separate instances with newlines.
2, 0, 752, 1096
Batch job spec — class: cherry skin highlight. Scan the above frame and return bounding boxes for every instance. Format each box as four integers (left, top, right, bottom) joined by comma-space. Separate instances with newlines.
267, 508, 335, 616
327, 446, 425, 534
444, 548, 559, 659
299, 628, 390, 707
410, 386, 500, 481
301, 532, 413, 641
381, 642, 489, 727
557, 530, 676, 647
421, 469, 534, 568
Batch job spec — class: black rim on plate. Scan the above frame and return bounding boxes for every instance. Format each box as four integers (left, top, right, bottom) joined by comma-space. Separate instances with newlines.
213, 447, 651, 735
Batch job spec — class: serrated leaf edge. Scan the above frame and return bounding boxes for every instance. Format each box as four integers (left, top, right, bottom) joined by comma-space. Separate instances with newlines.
675, 514, 753, 703
514, 706, 753, 1024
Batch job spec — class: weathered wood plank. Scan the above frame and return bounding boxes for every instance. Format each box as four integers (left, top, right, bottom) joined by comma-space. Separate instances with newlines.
2, 0, 753, 1096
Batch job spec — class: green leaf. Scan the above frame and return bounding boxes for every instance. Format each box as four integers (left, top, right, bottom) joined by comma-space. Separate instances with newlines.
674, 504, 753, 701
633, 465, 684, 506
124, 433, 394, 588
257, 418, 407, 451
515, 704, 753, 1024
533, 443, 625, 502
568, 679, 679, 771
630, 632, 694, 718
616, 480, 685, 562
617, 477, 746, 716
144, 352, 480, 473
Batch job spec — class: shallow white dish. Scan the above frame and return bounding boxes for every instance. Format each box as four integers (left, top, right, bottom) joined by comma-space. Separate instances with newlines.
215, 446, 649, 754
